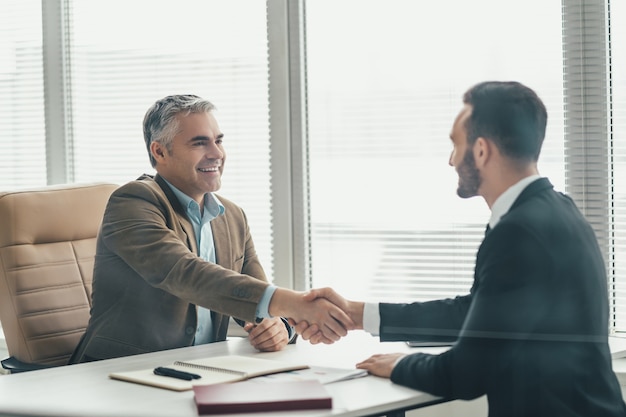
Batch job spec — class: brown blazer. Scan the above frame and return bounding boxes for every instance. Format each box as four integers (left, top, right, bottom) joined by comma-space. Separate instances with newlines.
70, 174, 270, 363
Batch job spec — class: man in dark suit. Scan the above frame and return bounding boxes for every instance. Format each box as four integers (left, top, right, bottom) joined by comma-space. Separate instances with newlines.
297, 82, 626, 416
71, 94, 352, 363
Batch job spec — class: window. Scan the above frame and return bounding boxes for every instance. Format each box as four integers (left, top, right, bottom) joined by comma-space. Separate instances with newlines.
304, 0, 626, 334
611, 0, 626, 329
68, 0, 274, 277
305, 0, 564, 302
0, 0, 46, 188
1, 0, 625, 336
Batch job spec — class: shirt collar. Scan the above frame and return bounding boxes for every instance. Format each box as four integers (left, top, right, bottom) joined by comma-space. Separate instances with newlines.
162, 179, 225, 219
488, 174, 541, 229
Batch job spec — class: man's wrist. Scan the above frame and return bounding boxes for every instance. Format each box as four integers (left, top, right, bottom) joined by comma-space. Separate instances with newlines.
348, 301, 365, 329
267, 287, 295, 318
255, 285, 277, 320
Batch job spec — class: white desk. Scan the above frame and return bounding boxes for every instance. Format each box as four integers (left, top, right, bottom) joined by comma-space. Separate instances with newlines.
0, 331, 448, 417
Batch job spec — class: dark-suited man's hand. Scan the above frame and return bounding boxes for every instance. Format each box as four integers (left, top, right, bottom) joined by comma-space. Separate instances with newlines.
269, 288, 355, 343
356, 353, 406, 378
243, 317, 289, 352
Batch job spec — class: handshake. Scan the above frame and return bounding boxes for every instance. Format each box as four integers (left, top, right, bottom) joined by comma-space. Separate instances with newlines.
268, 287, 365, 344
266, 287, 404, 378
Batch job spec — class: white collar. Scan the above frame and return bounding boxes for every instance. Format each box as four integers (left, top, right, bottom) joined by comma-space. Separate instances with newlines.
488, 175, 541, 229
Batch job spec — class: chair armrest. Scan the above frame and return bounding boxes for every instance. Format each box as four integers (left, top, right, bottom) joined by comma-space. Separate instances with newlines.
1, 356, 55, 373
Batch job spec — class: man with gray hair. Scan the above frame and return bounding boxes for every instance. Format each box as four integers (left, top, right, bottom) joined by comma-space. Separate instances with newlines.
71, 94, 352, 363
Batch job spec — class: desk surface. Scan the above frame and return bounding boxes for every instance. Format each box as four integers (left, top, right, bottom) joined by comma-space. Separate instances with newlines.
0, 331, 447, 417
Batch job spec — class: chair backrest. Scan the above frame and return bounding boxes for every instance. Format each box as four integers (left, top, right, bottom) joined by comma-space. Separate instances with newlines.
0, 183, 118, 366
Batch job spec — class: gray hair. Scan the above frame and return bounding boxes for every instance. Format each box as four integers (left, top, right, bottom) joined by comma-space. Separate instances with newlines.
143, 94, 216, 167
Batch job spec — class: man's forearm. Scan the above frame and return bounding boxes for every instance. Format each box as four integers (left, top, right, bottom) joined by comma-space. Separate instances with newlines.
267, 287, 297, 318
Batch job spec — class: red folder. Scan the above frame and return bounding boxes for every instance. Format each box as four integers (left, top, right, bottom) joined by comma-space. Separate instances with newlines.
193, 379, 332, 414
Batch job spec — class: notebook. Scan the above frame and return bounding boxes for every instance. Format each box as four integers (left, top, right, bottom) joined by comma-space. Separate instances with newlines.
193, 379, 332, 414
109, 355, 309, 391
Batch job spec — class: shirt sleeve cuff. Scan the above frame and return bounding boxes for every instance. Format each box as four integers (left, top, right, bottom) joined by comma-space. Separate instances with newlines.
255, 285, 277, 320
257, 287, 296, 342
363, 302, 381, 336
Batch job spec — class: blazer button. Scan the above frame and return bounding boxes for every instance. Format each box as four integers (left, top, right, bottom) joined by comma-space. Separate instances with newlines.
185, 327, 195, 335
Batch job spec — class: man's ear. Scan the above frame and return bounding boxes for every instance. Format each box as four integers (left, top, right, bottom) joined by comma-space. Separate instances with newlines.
473, 137, 491, 168
150, 141, 167, 164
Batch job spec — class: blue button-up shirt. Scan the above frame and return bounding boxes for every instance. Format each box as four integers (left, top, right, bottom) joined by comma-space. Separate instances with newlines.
163, 180, 283, 343
164, 180, 224, 345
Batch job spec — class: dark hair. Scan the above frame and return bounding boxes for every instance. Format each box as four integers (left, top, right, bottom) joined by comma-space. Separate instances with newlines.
143, 94, 216, 167
462, 81, 547, 162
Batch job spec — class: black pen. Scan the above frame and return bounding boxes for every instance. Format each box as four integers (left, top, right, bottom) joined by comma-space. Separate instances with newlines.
153, 367, 202, 381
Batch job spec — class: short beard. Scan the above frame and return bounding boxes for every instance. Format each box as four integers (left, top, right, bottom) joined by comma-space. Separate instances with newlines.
456, 148, 481, 199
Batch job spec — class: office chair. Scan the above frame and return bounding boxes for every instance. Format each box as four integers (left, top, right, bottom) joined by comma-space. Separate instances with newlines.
0, 182, 118, 373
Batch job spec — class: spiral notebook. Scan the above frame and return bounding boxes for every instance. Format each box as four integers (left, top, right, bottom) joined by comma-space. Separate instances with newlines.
109, 355, 309, 391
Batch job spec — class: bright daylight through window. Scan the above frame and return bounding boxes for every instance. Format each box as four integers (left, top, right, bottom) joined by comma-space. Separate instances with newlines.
306, 0, 565, 301
305, 0, 626, 334
0, 0, 625, 335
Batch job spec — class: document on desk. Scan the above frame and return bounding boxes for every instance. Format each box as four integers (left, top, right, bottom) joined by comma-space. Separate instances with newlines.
253, 365, 367, 385
109, 355, 309, 391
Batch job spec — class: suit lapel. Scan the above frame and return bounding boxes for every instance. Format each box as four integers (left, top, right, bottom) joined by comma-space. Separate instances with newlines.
208, 206, 231, 338
211, 213, 232, 269
154, 174, 198, 255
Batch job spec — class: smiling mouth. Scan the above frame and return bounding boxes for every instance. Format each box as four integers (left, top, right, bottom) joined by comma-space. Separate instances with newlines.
198, 166, 220, 173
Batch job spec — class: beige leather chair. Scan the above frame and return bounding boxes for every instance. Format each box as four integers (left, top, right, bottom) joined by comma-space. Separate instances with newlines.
0, 183, 118, 372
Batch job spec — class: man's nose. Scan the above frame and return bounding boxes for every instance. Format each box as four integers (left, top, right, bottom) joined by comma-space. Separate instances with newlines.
206, 142, 223, 159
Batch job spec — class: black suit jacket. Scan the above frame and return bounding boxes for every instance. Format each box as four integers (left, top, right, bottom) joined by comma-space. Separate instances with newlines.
381, 178, 626, 417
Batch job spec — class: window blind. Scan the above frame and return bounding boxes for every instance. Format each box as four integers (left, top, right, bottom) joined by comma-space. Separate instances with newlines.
0, 0, 46, 189
562, 0, 626, 334
305, 0, 565, 303
1, 0, 625, 335
607, 0, 626, 333
64, 0, 274, 277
